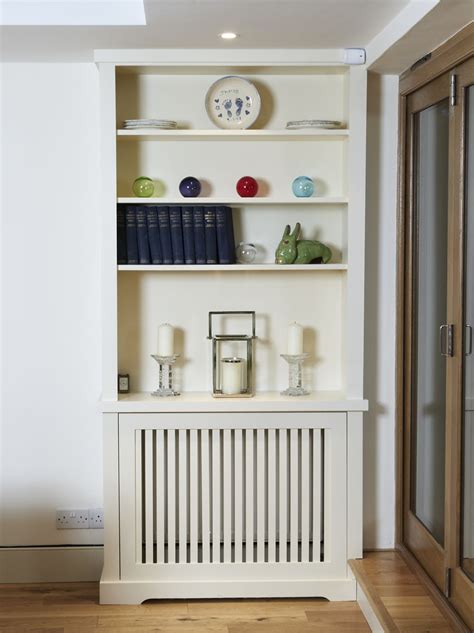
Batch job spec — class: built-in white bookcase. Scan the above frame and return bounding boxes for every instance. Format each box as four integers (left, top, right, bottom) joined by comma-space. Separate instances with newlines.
98, 49, 367, 605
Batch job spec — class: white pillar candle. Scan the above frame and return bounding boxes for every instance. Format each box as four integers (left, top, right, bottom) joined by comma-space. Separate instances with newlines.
157, 323, 174, 356
221, 357, 244, 395
287, 322, 303, 355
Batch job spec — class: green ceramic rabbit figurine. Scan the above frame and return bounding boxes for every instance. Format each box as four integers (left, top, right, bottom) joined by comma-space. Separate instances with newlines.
275, 223, 332, 264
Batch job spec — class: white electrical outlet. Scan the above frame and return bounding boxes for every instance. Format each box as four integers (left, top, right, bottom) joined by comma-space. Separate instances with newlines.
56, 509, 90, 529
89, 508, 104, 529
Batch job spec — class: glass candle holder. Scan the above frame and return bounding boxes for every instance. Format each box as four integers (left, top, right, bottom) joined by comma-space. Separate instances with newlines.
280, 353, 310, 396
151, 354, 180, 397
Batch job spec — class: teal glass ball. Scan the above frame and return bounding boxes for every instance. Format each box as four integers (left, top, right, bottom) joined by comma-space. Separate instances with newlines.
292, 176, 314, 198
133, 177, 154, 197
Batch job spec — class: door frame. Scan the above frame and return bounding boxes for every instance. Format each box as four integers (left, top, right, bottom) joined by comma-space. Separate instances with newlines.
395, 23, 474, 633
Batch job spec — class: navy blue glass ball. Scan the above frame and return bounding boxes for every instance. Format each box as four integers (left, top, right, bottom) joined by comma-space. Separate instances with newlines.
179, 176, 201, 198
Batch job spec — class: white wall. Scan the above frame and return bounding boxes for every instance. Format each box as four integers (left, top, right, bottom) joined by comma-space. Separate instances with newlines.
0, 63, 103, 546
0, 62, 397, 559
363, 72, 398, 549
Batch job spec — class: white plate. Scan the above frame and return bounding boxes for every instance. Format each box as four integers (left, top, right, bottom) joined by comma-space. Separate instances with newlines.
286, 120, 343, 129
124, 119, 176, 124
205, 76, 261, 130
123, 124, 176, 128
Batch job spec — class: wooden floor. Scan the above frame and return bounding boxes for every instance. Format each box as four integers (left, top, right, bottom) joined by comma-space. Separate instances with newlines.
0, 552, 461, 633
0, 584, 370, 633
350, 551, 458, 633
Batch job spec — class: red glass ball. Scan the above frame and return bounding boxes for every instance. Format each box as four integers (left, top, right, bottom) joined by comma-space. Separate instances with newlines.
236, 176, 259, 198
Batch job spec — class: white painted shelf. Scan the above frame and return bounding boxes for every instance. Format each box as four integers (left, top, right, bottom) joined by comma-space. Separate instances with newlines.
117, 196, 348, 205
117, 129, 349, 141
101, 391, 368, 413
117, 264, 348, 271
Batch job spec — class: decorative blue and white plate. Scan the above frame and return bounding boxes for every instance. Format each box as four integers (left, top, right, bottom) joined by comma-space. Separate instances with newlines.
205, 76, 261, 130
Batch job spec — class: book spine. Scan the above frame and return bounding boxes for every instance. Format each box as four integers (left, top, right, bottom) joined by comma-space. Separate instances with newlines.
204, 207, 218, 264
216, 205, 236, 264
182, 206, 196, 264
169, 206, 185, 265
193, 206, 206, 264
146, 206, 163, 264
136, 206, 151, 264
157, 206, 173, 265
125, 205, 139, 264
117, 204, 127, 264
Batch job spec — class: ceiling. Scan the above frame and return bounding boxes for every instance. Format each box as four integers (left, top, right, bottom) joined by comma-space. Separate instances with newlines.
371, 0, 473, 73
0, 0, 412, 61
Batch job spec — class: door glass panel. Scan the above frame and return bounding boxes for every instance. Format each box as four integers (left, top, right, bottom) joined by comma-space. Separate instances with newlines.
462, 84, 474, 581
411, 99, 450, 546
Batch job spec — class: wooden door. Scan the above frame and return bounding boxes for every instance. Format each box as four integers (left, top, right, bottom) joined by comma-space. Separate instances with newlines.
403, 69, 452, 593
401, 52, 474, 630
447, 56, 474, 630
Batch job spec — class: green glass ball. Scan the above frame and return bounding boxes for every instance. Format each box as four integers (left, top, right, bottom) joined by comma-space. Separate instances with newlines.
133, 177, 154, 197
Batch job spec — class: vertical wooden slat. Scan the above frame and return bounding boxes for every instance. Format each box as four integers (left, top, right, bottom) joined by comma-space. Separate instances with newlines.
301, 428, 310, 562
313, 429, 322, 562
279, 428, 287, 563
189, 429, 198, 563
290, 428, 299, 562
245, 429, 254, 563
135, 430, 143, 563
145, 430, 154, 563
323, 429, 331, 563
256, 429, 265, 562
178, 429, 187, 564
212, 429, 221, 563
234, 429, 243, 563
223, 429, 232, 562
167, 430, 176, 563
267, 429, 277, 563
201, 429, 210, 563
156, 429, 165, 564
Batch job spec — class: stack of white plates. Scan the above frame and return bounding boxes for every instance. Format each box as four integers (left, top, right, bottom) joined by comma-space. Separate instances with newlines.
123, 119, 177, 129
286, 120, 343, 130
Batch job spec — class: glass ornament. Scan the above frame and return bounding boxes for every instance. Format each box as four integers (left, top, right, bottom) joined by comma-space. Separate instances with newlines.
133, 176, 154, 197
236, 176, 259, 198
179, 176, 202, 197
292, 176, 314, 198
236, 242, 257, 264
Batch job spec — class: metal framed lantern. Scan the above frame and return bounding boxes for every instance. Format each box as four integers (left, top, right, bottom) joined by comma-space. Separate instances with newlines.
208, 311, 257, 398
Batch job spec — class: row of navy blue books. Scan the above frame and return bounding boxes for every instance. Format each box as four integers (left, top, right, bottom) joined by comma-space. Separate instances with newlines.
117, 205, 236, 265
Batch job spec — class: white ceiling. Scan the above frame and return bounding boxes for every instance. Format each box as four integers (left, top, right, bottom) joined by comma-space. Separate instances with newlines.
1, 0, 146, 26
0, 0, 412, 61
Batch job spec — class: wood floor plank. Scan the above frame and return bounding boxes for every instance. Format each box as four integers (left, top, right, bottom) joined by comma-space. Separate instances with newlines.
187, 598, 326, 617
228, 622, 370, 633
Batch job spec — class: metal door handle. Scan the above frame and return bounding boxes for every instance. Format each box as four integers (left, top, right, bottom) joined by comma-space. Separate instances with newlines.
466, 325, 472, 356
440, 324, 454, 357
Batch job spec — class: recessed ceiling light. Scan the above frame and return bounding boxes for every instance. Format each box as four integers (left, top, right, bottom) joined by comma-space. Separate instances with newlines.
220, 32, 238, 40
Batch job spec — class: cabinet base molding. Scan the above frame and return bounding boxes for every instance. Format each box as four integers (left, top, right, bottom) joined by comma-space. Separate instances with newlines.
0, 546, 103, 583
99, 577, 356, 604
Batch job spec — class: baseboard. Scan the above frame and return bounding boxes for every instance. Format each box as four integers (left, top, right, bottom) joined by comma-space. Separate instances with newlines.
100, 578, 357, 604
0, 546, 104, 583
